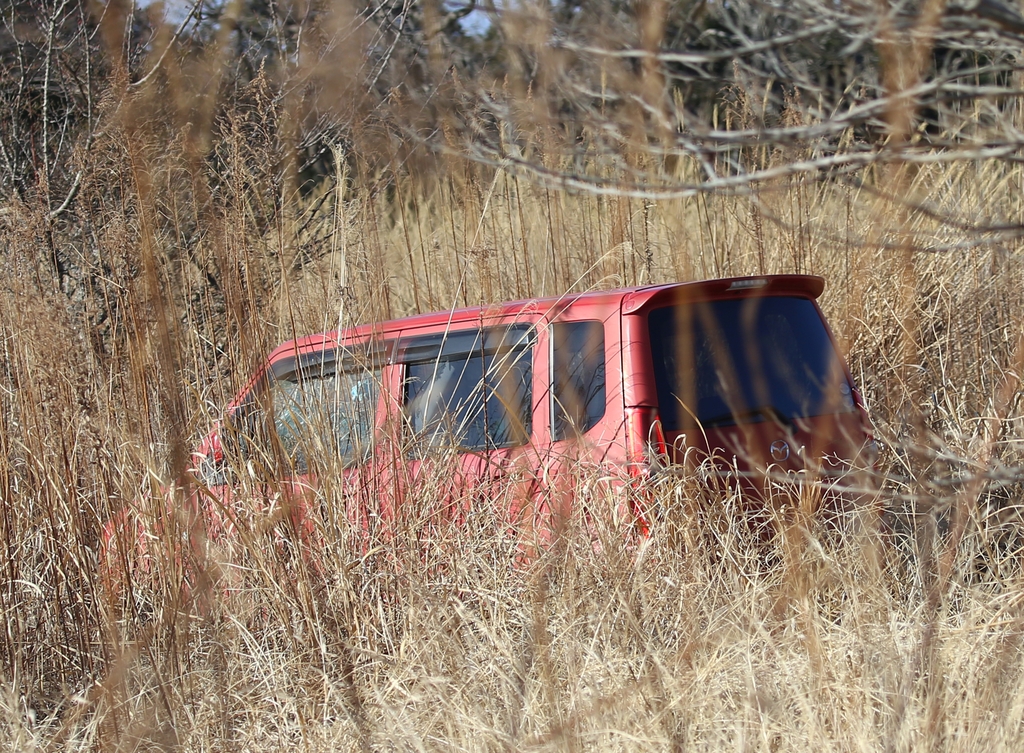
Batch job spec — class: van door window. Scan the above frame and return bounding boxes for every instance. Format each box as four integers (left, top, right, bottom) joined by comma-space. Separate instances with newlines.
648, 297, 855, 432
401, 325, 534, 452
551, 320, 606, 440
224, 348, 384, 475
267, 368, 380, 473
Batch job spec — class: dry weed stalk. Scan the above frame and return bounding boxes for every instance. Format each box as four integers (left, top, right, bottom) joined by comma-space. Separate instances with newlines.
2, 1, 1024, 750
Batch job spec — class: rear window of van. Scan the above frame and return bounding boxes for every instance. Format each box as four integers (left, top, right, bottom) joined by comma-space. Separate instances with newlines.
648, 297, 855, 431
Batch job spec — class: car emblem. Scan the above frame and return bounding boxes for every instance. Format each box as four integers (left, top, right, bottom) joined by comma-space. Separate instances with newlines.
770, 439, 790, 462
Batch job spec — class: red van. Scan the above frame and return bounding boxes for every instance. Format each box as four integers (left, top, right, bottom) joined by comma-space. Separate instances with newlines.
104, 274, 875, 586
194, 274, 873, 522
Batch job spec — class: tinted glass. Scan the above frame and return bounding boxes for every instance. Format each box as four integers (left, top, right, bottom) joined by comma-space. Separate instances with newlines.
223, 350, 383, 475
402, 326, 534, 452
552, 320, 606, 440
648, 297, 855, 432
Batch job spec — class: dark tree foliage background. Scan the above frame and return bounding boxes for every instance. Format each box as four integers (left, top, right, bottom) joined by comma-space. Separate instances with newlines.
3, 0, 1024, 329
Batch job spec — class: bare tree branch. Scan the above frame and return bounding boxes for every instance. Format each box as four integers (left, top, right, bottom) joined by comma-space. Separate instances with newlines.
129, 0, 205, 90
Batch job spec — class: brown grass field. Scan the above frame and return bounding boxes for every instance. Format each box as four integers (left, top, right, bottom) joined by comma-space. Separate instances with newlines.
4, 6, 1024, 750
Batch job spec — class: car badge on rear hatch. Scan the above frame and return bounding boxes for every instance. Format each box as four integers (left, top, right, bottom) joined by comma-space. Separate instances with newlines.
770, 439, 790, 462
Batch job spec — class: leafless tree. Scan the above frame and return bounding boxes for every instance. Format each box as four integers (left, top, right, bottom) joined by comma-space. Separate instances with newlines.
405, 0, 1024, 211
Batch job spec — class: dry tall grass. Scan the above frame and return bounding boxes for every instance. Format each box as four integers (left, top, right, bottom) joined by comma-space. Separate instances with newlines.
3, 5, 1024, 751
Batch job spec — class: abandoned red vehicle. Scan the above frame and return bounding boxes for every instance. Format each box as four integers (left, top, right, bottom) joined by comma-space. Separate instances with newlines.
103, 274, 876, 585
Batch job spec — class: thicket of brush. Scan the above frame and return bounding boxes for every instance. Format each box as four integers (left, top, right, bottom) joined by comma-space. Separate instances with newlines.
3, 0, 1024, 750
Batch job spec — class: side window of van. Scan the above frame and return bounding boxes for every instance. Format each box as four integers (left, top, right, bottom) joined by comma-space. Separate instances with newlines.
268, 367, 380, 473
224, 348, 384, 475
551, 320, 606, 440
401, 325, 534, 453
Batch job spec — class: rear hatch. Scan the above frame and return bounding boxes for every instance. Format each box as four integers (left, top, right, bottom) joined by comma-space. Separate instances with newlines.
633, 280, 872, 482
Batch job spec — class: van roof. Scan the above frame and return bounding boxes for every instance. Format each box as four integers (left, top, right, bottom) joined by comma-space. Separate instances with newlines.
268, 274, 825, 361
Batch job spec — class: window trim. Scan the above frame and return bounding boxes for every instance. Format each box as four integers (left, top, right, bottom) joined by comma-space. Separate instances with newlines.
269, 340, 394, 384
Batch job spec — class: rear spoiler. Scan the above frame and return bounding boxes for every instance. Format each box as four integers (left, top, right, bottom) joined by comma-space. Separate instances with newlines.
622, 275, 825, 314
